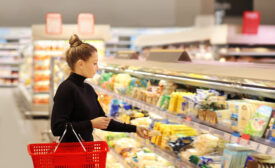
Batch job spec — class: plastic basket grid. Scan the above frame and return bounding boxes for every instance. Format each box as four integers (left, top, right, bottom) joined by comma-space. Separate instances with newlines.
28, 141, 109, 168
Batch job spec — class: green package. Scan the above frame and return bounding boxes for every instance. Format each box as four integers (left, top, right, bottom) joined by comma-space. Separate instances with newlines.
244, 105, 272, 137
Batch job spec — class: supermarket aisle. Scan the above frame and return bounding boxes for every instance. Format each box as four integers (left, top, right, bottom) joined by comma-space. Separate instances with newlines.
0, 88, 48, 167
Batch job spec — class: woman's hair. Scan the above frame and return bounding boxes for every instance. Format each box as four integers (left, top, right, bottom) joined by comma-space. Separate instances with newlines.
66, 34, 97, 70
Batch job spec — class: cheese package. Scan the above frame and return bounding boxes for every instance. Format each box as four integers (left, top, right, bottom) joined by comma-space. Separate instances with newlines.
244, 105, 272, 137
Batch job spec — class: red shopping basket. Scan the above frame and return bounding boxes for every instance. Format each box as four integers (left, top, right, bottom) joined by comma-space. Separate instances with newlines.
27, 123, 109, 168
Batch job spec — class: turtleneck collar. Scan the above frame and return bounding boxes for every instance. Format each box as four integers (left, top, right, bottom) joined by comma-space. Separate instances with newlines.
68, 72, 86, 87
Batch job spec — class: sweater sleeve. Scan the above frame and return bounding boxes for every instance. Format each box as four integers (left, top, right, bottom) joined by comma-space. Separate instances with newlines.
51, 83, 92, 137
94, 92, 137, 133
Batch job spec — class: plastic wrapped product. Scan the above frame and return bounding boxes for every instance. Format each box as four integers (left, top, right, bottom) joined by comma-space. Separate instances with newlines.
244, 105, 272, 138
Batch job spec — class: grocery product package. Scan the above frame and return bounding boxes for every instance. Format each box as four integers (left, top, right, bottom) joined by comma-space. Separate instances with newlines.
192, 134, 220, 156
244, 105, 272, 137
221, 144, 252, 168
114, 74, 132, 95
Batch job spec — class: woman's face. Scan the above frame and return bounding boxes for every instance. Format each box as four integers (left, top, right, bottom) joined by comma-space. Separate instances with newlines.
81, 52, 99, 78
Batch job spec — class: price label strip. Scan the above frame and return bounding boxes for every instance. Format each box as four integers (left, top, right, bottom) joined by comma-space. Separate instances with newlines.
211, 129, 225, 137
231, 135, 240, 143
240, 138, 249, 146
193, 122, 200, 130
259, 144, 268, 154
269, 148, 275, 156
224, 133, 231, 141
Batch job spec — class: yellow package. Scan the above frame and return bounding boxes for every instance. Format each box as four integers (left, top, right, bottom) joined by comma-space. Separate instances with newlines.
238, 103, 254, 133
168, 92, 178, 112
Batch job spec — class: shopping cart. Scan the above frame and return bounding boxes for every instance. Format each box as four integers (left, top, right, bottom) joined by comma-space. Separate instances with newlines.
27, 123, 109, 168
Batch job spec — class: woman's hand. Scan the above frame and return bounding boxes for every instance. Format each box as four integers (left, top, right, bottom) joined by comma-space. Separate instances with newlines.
136, 126, 150, 139
91, 117, 111, 129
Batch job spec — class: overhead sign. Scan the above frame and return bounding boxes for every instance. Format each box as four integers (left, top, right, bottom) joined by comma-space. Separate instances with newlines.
78, 13, 95, 35
46, 13, 62, 35
242, 11, 260, 34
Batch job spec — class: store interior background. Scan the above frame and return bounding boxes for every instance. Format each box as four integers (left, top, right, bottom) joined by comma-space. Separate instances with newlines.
1, 0, 275, 27
0, 0, 275, 168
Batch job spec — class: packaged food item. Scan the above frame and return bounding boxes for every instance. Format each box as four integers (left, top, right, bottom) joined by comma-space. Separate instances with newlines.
216, 109, 232, 127
269, 117, 275, 143
192, 134, 220, 156
238, 103, 255, 133
159, 95, 171, 110
244, 105, 273, 137
151, 122, 197, 149
114, 74, 132, 95
130, 117, 152, 127
168, 136, 193, 153
168, 92, 178, 112
221, 144, 252, 168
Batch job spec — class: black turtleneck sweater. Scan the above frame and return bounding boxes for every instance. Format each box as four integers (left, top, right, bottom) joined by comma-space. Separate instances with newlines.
51, 72, 136, 142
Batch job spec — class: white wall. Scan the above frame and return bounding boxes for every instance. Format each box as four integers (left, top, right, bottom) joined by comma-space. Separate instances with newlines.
0, 0, 213, 27
0, 0, 175, 27
254, 0, 275, 25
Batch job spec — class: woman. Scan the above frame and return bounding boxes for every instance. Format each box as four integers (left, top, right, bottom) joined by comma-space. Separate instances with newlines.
51, 34, 149, 142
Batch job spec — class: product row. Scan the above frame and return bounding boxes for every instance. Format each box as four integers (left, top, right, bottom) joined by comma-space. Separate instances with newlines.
95, 92, 275, 168
94, 72, 275, 144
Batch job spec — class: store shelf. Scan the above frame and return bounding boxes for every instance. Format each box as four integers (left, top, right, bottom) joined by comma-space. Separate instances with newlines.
33, 92, 49, 94
94, 134, 128, 168
0, 67, 19, 71
94, 133, 191, 168
92, 84, 275, 155
0, 46, 19, 50
18, 84, 32, 103
0, 84, 17, 87
106, 41, 132, 45
34, 50, 64, 56
0, 54, 20, 57
128, 134, 196, 168
108, 148, 128, 168
0, 61, 20, 65
220, 52, 275, 56
99, 65, 275, 100
101, 58, 275, 82
0, 51, 20, 55
0, 75, 18, 79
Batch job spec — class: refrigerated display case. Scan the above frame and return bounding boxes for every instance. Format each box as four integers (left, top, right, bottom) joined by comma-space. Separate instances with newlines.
91, 57, 275, 167
0, 28, 31, 87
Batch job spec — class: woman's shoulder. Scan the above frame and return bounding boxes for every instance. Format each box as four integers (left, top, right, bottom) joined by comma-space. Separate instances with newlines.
84, 82, 96, 92
58, 79, 75, 90
55, 80, 76, 97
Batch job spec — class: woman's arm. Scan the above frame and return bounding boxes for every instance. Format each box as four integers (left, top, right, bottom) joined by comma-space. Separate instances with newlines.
96, 99, 137, 132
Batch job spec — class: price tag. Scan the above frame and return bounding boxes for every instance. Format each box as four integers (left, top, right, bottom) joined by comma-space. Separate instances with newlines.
224, 133, 231, 141
240, 138, 249, 146
269, 148, 275, 156
167, 154, 174, 162
231, 136, 240, 143
176, 117, 183, 123
211, 129, 224, 137
248, 141, 259, 151
186, 115, 192, 121
178, 162, 184, 168
259, 144, 268, 154
193, 123, 200, 129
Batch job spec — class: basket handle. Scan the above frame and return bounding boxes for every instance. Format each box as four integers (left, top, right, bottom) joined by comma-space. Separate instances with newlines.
54, 123, 87, 153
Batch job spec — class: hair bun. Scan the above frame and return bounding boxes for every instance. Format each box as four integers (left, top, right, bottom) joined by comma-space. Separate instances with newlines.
69, 34, 82, 47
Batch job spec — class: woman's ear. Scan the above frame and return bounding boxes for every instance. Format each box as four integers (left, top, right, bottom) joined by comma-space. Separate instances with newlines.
76, 59, 84, 69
